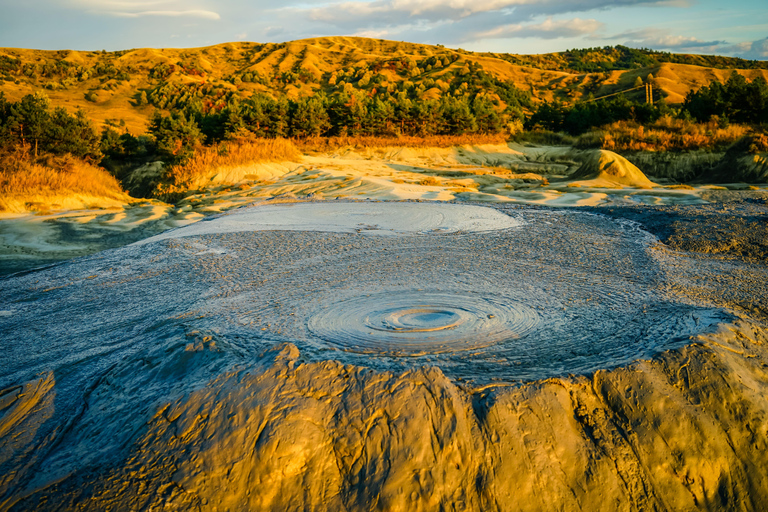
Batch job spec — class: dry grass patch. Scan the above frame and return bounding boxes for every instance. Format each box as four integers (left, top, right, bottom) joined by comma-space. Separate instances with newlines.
0, 152, 129, 211
155, 138, 300, 200
419, 176, 441, 186
295, 134, 508, 152
584, 117, 753, 152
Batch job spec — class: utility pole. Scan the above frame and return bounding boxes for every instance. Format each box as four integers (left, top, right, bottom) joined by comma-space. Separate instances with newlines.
645, 83, 653, 105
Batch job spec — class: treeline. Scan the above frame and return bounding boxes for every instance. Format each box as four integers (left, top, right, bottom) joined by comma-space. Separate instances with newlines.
525, 95, 665, 135
0, 92, 100, 158
564, 46, 768, 73
682, 72, 768, 124
104, 92, 520, 165
3, 71, 767, 182
498, 46, 768, 74
526, 73, 768, 135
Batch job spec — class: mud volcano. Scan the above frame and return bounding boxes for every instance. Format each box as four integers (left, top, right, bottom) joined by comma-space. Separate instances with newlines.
2, 201, 768, 511
133, 201, 730, 381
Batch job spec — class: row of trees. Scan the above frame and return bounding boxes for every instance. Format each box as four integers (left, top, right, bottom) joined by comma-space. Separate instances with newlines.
526, 73, 768, 135
0, 92, 101, 159
103, 92, 514, 164
682, 72, 768, 124
525, 95, 665, 135
4, 72, 767, 177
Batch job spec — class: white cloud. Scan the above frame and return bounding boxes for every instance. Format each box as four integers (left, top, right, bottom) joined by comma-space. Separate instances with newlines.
736, 37, 768, 59
110, 9, 220, 18
75, 0, 219, 19
476, 17, 603, 40
609, 28, 724, 51
352, 29, 392, 38
305, 0, 666, 26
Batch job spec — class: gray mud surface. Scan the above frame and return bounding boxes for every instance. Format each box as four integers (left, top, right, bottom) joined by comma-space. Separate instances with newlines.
2, 199, 768, 510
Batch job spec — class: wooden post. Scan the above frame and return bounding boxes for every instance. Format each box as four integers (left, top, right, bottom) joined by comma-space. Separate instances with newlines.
646, 83, 653, 105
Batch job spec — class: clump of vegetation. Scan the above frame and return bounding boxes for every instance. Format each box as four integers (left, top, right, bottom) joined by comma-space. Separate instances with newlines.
723, 131, 768, 155
682, 72, 768, 124
580, 118, 751, 152
0, 151, 128, 211
154, 139, 300, 201
0, 91, 101, 159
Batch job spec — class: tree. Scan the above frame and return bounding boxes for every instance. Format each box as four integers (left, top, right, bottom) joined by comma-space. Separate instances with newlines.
289, 96, 331, 137
46, 107, 101, 158
148, 110, 204, 164
472, 96, 502, 134
440, 97, 477, 135
12, 92, 52, 157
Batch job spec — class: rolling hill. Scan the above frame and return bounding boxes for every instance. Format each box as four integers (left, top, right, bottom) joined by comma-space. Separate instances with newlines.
2, 37, 767, 135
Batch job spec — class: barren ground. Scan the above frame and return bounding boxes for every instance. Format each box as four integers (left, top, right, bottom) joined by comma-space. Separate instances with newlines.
1, 147, 768, 511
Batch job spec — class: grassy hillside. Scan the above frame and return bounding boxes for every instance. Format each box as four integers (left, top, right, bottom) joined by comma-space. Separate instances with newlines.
2, 37, 767, 135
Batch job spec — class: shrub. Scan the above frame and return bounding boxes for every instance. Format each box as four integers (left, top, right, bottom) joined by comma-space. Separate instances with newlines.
0, 152, 127, 210
153, 139, 299, 201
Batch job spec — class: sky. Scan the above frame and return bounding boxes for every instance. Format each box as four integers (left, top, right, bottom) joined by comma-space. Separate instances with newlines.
1, 0, 766, 59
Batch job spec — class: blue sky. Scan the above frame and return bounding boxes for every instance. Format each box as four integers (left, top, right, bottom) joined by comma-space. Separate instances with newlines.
1, 0, 766, 58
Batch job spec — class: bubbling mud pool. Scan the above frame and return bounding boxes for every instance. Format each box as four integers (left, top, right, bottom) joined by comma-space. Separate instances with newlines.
0, 201, 732, 387
307, 291, 540, 355
6, 202, 768, 510
0, 200, 753, 509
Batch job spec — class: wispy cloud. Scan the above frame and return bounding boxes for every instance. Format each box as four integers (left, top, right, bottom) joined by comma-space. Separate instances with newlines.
734, 37, 768, 59
610, 28, 724, 50
475, 17, 603, 40
304, 0, 668, 27
109, 9, 220, 18
75, 0, 219, 19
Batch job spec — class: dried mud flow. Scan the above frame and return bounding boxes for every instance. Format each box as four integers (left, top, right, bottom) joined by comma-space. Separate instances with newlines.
1, 200, 768, 511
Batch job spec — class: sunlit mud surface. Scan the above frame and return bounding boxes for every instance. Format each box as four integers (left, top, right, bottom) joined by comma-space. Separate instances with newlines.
2, 200, 768, 511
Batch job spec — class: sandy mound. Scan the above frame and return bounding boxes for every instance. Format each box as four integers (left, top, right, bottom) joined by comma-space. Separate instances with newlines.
567, 149, 656, 188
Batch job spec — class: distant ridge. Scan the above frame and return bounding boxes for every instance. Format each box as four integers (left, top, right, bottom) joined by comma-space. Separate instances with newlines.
2, 37, 767, 133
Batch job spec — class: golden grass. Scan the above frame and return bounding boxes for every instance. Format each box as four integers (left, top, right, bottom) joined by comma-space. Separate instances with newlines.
0, 152, 129, 211
584, 117, 752, 152
295, 134, 509, 152
419, 176, 441, 186
154, 138, 300, 200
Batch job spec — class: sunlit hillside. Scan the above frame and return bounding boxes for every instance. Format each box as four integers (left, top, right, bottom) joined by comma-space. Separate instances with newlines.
2, 37, 767, 134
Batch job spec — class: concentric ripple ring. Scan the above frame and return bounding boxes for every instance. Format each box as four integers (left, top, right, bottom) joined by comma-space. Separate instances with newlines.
308, 291, 540, 355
